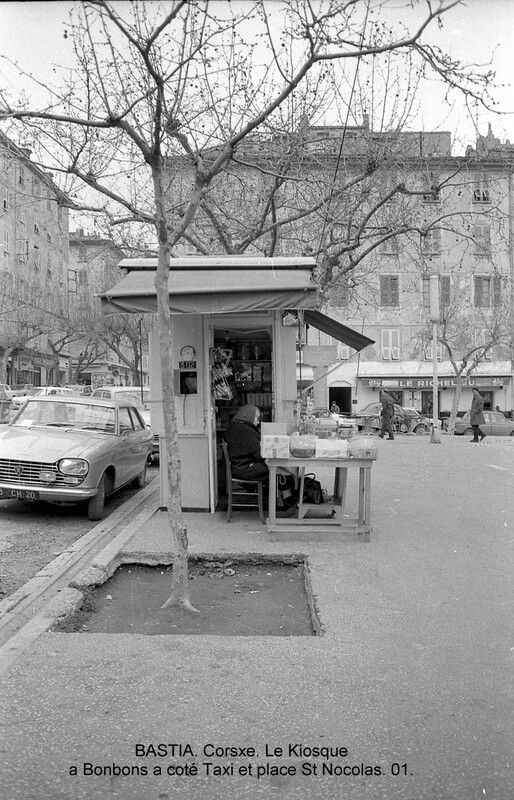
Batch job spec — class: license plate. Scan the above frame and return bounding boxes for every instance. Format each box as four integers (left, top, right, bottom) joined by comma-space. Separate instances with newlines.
0, 488, 40, 501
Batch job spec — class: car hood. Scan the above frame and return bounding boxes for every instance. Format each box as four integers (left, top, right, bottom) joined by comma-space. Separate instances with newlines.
0, 426, 110, 462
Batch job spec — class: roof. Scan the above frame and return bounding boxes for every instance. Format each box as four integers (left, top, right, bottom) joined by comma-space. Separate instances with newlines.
100, 256, 318, 315
99, 256, 374, 353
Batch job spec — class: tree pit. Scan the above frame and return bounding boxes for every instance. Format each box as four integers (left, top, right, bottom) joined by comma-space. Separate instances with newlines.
55, 558, 318, 636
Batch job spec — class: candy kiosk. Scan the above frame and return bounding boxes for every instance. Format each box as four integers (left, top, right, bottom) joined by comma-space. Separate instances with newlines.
100, 256, 373, 512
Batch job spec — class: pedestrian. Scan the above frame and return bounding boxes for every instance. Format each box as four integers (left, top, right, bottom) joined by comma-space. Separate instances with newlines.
470, 389, 486, 442
378, 390, 395, 440
330, 401, 340, 413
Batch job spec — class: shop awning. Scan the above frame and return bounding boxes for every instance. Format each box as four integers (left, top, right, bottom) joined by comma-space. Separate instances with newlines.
303, 309, 374, 353
100, 257, 318, 315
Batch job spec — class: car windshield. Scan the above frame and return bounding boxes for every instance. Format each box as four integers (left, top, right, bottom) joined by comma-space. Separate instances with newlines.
12, 400, 116, 433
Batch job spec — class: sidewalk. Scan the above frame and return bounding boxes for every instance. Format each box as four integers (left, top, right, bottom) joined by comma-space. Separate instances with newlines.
1, 435, 513, 800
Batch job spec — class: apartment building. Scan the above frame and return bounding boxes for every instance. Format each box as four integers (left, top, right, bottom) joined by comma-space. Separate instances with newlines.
68, 229, 142, 386
0, 130, 71, 386
317, 125, 514, 417
165, 120, 514, 418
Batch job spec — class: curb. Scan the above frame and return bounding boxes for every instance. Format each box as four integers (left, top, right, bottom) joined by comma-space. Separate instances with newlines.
0, 477, 159, 661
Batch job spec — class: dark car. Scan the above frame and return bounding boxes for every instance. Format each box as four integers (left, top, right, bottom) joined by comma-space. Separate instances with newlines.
352, 402, 430, 435
454, 410, 514, 437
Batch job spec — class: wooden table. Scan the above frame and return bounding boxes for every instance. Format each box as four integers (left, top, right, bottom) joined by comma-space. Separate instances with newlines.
266, 456, 374, 541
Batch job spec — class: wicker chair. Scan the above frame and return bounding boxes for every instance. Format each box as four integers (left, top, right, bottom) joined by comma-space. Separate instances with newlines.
221, 441, 266, 524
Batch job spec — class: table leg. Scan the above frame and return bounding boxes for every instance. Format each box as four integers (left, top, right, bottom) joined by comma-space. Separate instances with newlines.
268, 464, 277, 527
358, 466, 372, 541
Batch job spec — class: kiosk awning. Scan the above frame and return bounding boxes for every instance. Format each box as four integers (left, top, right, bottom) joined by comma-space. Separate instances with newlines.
303, 309, 374, 352
100, 257, 318, 315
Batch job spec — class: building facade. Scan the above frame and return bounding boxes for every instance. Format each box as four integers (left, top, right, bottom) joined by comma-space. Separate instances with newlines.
68, 230, 149, 387
318, 125, 514, 418
0, 131, 71, 386
172, 120, 514, 419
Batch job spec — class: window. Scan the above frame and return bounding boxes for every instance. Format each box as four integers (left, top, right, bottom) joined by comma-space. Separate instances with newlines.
128, 407, 144, 430
380, 275, 399, 306
2, 188, 8, 211
2, 229, 9, 253
473, 330, 494, 359
118, 407, 134, 433
380, 236, 399, 255
46, 232, 52, 244
381, 329, 400, 360
424, 341, 443, 360
337, 343, 351, 360
474, 222, 491, 255
422, 187, 440, 203
423, 275, 451, 310
34, 250, 40, 271
16, 239, 28, 262
472, 173, 490, 204
474, 275, 501, 308
18, 166, 25, 187
34, 212, 40, 235
47, 256, 52, 277
422, 227, 441, 255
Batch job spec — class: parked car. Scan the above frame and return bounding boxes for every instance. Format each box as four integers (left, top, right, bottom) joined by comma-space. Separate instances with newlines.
352, 402, 431, 435
0, 384, 14, 400
454, 410, 514, 437
91, 386, 158, 457
11, 383, 35, 397
10, 386, 77, 411
0, 395, 153, 520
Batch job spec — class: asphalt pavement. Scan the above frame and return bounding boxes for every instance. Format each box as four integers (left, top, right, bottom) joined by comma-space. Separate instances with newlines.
0, 434, 513, 800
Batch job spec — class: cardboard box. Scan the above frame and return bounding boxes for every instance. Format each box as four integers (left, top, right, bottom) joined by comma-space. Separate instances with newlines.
261, 435, 290, 458
315, 438, 348, 458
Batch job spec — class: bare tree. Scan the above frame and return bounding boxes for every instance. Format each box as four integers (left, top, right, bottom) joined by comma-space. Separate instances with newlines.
0, 0, 497, 610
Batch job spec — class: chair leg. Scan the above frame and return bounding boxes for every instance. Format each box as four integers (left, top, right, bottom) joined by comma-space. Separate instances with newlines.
257, 481, 266, 525
226, 480, 233, 522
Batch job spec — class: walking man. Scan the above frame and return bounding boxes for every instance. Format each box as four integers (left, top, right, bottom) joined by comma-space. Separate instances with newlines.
470, 388, 486, 442
378, 390, 395, 440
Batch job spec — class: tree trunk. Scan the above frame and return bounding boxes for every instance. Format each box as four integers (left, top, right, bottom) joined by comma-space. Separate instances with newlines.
151, 164, 198, 613
446, 374, 465, 435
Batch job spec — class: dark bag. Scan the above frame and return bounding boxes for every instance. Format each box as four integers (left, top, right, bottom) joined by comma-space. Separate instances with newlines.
303, 473, 324, 504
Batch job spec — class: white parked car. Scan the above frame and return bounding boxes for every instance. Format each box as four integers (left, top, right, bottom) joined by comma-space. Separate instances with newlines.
91, 386, 158, 457
10, 386, 77, 410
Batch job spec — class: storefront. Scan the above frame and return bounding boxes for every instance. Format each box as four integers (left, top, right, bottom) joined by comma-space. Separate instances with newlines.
328, 360, 512, 417
101, 257, 373, 511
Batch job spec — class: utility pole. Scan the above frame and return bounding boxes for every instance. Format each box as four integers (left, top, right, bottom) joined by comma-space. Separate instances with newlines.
430, 275, 441, 443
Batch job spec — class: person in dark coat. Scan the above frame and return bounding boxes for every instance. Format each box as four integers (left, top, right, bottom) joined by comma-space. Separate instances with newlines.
223, 404, 269, 480
470, 389, 486, 442
378, 390, 395, 440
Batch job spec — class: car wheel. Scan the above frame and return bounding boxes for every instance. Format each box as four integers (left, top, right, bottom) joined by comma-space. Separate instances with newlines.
462, 428, 473, 436
413, 424, 427, 435
510, 430, 514, 437
133, 462, 147, 489
87, 472, 111, 521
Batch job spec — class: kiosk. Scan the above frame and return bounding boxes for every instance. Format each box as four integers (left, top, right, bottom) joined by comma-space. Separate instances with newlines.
100, 257, 373, 512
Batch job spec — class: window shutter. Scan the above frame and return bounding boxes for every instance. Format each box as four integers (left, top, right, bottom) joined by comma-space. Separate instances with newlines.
493, 275, 501, 307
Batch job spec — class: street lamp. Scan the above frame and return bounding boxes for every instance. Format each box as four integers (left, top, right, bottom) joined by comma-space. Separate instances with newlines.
429, 275, 441, 444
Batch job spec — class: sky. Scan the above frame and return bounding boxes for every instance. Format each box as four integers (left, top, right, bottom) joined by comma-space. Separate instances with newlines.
0, 0, 513, 151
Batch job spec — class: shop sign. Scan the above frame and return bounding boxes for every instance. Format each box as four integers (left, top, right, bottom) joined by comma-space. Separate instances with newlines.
365, 377, 506, 388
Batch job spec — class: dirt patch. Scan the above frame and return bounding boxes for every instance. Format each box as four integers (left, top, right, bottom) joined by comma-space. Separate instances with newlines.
55, 559, 316, 636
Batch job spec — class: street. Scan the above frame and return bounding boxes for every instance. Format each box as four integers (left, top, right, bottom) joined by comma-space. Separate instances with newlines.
0, 461, 159, 598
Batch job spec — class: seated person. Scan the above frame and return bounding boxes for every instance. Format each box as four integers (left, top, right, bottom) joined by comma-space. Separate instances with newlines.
223, 404, 268, 481
223, 405, 296, 508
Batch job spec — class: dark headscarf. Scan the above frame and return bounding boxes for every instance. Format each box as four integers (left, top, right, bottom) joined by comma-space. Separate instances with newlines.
233, 404, 259, 424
